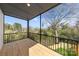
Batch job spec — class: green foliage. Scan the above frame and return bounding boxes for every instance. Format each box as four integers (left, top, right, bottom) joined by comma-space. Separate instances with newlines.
29, 33, 40, 43
5, 23, 22, 33
4, 32, 27, 43
13, 23, 22, 31
55, 47, 77, 56
5, 23, 13, 30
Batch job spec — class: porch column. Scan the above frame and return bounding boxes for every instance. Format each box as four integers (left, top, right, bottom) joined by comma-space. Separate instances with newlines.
0, 8, 3, 50
27, 20, 29, 38
40, 14, 42, 43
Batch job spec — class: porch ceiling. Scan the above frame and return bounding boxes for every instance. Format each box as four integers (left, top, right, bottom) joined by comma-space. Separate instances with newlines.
0, 3, 60, 20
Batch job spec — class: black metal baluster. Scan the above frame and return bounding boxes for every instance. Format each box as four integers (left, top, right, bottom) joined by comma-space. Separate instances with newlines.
8, 34, 10, 42
77, 41, 79, 56
46, 37, 49, 47
73, 41, 76, 55
46, 36, 48, 47
49, 36, 50, 48
55, 37, 58, 50
4, 34, 6, 43
59, 38, 61, 54
75, 41, 77, 56
52, 37, 54, 50
53, 37, 55, 50
61, 39, 63, 55
6, 34, 7, 43
51, 36, 54, 50
5, 34, 7, 43
69, 40, 71, 56
67, 39, 68, 56
58, 37, 59, 50
49, 37, 50, 49
47, 36, 48, 47
48, 37, 49, 48
76, 41, 78, 56
70, 40, 73, 56
68, 40, 70, 56
9, 33, 10, 42
66, 40, 67, 55
49, 37, 51, 49
48, 37, 50, 48
46, 37, 48, 47
54, 37, 56, 50
72, 40, 75, 56
63, 39, 65, 55
45, 35, 46, 46
41, 34, 42, 44
7, 34, 8, 43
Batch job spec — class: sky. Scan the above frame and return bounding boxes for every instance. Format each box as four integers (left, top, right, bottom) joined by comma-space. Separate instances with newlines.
5, 16, 27, 28
5, 3, 79, 29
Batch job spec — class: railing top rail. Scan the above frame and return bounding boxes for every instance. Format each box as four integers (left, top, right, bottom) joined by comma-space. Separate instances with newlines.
4, 32, 27, 34
29, 32, 79, 42
4, 32, 79, 42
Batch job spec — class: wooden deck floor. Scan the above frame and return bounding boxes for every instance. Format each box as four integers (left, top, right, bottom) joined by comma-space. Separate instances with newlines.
0, 38, 62, 56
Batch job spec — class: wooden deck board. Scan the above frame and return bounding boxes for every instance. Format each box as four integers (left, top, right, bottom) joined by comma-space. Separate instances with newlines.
0, 38, 62, 56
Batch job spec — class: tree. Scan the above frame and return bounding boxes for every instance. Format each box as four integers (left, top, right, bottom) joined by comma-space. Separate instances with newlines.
5, 23, 12, 30
75, 21, 79, 39
13, 23, 22, 32
5, 23, 13, 33
76, 21, 79, 32
42, 4, 73, 43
